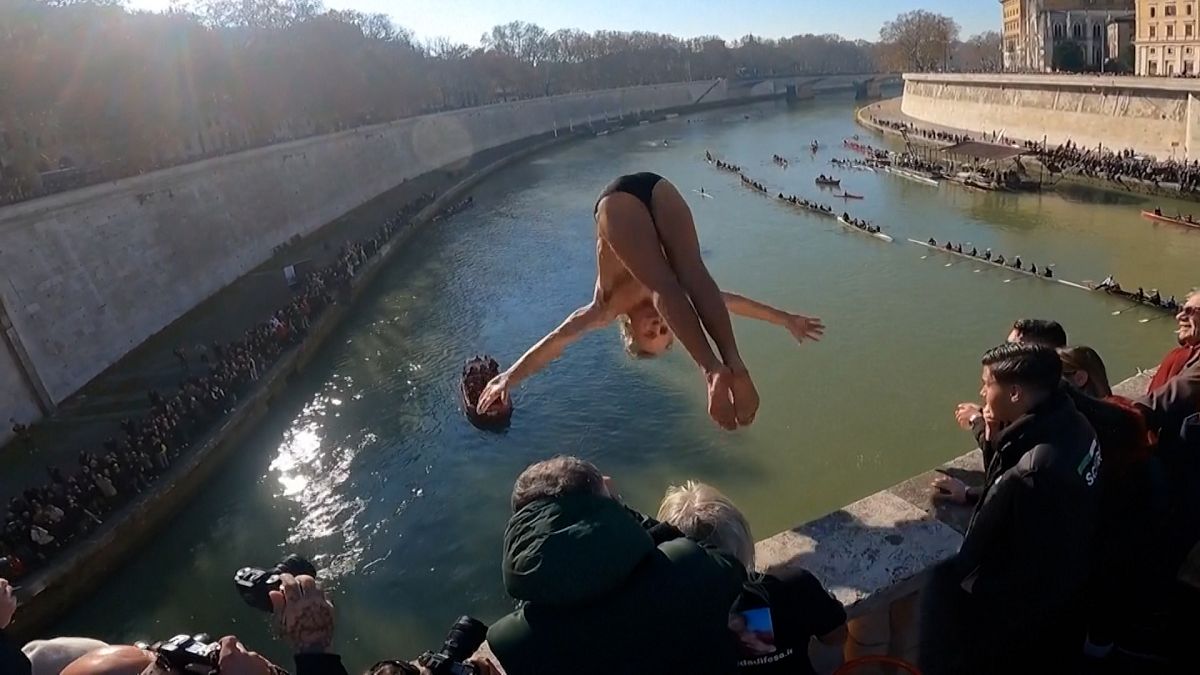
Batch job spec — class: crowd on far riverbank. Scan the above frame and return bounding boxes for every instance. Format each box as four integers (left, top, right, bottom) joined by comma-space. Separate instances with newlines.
0, 193, 463, 581
865, 113, 1200, 195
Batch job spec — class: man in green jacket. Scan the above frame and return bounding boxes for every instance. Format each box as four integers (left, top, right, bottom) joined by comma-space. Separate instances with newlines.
487, 456, 747, 675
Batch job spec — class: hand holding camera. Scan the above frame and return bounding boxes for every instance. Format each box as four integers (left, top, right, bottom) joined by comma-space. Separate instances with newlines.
268, 574, 335, 655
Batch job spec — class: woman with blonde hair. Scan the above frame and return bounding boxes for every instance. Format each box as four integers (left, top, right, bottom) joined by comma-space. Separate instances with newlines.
657, 481, 846, 674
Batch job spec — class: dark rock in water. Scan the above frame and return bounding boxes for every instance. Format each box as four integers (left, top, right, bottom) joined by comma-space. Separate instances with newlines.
461, 355, 513, 430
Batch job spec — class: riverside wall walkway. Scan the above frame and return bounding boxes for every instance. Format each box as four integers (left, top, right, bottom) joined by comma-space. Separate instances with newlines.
3, 131, 577, 639
856, 97, 1200, 204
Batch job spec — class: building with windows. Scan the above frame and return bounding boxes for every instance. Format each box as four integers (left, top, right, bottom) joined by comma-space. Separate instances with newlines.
1136, 1, 1200, 75
1108, 15, 1136, 62
1001, 1, 1136, 72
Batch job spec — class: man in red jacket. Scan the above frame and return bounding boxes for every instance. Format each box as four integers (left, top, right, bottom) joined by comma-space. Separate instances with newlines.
1139, 290, 1200, 456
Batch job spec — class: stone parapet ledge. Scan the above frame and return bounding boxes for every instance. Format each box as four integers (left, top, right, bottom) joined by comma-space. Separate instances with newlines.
903, 72, 1200, 95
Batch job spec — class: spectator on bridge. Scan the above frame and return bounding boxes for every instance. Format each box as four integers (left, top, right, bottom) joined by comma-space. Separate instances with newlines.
486, 456, 747, 675
1137, 290, 1200, 577
1006, 318, 1067, 348
921, 343, 1101, 674
1058, 346, 1112, 399
656, 480, 846, 674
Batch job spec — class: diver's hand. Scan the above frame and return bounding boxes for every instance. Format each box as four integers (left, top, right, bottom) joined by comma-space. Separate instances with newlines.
785, 314, 825, 343
476, 372, 512, 414
706, 367, 738, 430
729, 367, 759, 426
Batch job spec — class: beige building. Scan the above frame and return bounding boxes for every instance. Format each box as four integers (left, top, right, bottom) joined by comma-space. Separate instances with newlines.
1002, 0, 1136, 72
1136, 1, 1200, 75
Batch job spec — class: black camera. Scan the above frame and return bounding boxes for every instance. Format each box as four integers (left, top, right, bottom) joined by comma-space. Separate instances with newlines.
151, 634, 220, 675
233, 553, 317, 612
417, 616, 489, 675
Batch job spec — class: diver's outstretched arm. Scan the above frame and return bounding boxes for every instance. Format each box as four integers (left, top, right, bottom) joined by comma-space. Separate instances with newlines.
722, 292, 825, 343
477, 302, 608, 413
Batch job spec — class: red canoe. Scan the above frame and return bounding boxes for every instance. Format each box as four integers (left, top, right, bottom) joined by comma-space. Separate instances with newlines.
1141, 210, 1200, 229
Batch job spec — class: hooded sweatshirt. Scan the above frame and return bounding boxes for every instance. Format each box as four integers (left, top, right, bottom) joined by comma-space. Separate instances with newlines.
487, 493, 746, 675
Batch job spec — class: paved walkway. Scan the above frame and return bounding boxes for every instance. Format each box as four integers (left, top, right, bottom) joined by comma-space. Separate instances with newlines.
0, 144, 519, 503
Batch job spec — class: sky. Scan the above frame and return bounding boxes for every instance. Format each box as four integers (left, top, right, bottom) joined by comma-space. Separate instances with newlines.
123, 0, 997, 45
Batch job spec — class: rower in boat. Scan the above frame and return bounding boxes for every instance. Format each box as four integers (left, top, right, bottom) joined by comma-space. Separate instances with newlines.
953, 243, 963, 254
928, 237, 937, 246
1135, 287, 1146, 302
1150, 289, 1163, 306
1043, 267, 1053, 278
969, 246, 978, 257
1098, 275, 1116, 290
1012, 257, 1022, 270
983, 249, 992, 261
1030, 264, 1038, 275
1154, 207, 1164, 216
1166, 295, 1179, 310
944, 241, 953, 251
996, 254, 1006, 265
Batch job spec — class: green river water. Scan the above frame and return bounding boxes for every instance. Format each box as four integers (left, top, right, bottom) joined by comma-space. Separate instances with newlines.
50, 95, 1199, 669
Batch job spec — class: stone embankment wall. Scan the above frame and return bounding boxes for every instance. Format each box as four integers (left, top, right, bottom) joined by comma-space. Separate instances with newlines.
0, 80, 732, 433
901, 73, 1200, 160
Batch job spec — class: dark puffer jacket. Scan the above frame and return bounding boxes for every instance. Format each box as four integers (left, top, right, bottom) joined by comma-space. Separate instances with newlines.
487, 493, 746, 675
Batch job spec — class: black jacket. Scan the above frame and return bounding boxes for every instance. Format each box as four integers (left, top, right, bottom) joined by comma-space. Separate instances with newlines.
294, 653, 349, 675
0, 628, 32, 675
955, 390, 1102, 621
487, 494, 746, 675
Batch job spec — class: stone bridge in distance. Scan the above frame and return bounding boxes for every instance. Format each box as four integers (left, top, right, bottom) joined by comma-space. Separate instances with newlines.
720, 73, 903, 103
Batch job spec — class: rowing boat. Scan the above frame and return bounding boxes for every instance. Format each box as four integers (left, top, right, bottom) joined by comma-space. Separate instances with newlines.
815, 178, 841, 187
838, 216, 893, 242
1140, 210, 1200, 230
1085, 284, 1180, 314
883, 166, 940, 187
778, 196, 836, 218
905, 239, 1090, 290
836, 192, 863, 200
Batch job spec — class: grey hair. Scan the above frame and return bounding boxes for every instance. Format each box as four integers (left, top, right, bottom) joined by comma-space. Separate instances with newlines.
657, 480, 756, 570
511, 455, 606, 511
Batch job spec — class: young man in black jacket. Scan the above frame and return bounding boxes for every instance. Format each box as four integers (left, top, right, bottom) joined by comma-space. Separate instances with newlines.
921, 343, 1102, 675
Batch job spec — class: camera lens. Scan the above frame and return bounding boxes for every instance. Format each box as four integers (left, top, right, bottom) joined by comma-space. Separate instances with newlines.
440, 616, 488, 662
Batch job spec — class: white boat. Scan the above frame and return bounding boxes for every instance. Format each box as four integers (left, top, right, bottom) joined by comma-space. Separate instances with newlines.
837, 216, 893, 242
906, 239, 1087, 289
883, 166, 940, 187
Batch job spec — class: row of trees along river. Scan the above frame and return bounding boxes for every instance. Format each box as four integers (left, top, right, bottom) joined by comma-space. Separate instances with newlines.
0, 1, 998, 205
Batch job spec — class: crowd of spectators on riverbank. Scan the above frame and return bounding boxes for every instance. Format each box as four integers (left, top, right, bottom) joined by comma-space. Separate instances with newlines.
0, 194, 446, 581
1030, 139, 1200, 192
866, 113, 1200, 195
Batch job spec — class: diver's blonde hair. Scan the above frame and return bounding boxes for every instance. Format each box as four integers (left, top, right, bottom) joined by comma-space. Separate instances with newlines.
657, 480, 756, 570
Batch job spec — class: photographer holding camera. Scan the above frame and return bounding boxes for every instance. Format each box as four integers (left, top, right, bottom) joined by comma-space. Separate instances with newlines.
266, 573, 501, 675
2, 577, 31, 675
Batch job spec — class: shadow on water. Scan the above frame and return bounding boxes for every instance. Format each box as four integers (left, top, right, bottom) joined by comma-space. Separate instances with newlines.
1053, 181, 1150, 207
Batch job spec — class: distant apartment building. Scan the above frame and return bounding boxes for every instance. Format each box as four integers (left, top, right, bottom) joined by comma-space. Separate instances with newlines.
1001, 0, 1136, 72
1136, 0, 1200, 75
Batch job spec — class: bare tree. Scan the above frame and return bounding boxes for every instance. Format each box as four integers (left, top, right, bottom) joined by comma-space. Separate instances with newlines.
879, 10, 960, 72
954, 31, 1003, 72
